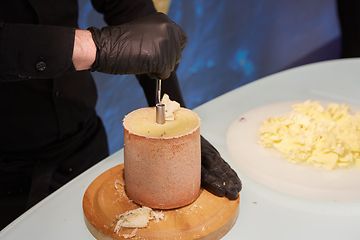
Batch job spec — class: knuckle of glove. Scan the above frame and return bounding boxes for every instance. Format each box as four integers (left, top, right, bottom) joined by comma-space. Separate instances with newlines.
158, 68, 171, 80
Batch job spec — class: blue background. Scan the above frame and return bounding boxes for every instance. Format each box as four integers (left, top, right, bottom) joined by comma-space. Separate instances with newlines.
78, 0, 341, 154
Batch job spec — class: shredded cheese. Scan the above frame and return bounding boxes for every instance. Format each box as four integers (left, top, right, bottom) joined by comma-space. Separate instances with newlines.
259, 100, 360, 170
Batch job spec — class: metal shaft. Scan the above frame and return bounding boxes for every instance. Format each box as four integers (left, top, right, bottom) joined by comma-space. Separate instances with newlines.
156, 79, 161, 104
156, 79, 165, 124
156, 103, 165, 124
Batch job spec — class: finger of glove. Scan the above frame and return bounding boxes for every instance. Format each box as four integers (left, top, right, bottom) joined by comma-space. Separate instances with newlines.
201, 136, 240, 187
174, 39, 183, 66
146, 72, 159, 80
220, 160, 242, 192
153, 12, 188, 49
156, 54, 172, 79
210, 157, 242, 196
156, 25, 184, 79
201, 136, 242, 196
153, 13, 186, 67
145, 28, 180, 78
145, 50, 171, 79
222, 169, 242, 200
201, 166, 226, 197
225, 188, 240, 200
168, 30, 181, 74
201, 136, 220, 156
178, 27, 188, 51
206, 164, 241, 200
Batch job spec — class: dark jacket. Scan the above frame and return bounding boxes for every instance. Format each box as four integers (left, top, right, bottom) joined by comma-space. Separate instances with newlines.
0, 0, 157, 229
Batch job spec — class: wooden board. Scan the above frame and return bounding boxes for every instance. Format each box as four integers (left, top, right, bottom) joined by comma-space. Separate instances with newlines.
83, 164, 240, 240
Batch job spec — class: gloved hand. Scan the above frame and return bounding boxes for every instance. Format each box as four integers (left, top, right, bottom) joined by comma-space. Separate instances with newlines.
88, 13, 188, 79
200, 136, 242, 200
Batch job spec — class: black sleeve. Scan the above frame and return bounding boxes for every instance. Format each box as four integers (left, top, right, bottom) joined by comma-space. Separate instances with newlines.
91, 0, 158, 26
337, 0, 360, 58
0, 23, 76, 82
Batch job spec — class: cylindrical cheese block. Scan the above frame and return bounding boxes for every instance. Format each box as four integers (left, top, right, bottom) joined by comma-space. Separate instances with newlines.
123, 107, 201, 209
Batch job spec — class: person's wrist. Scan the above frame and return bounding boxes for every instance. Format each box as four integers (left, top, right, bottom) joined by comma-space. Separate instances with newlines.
72, 29, 97, 71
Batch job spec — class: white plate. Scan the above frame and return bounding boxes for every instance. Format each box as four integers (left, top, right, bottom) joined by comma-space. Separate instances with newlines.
227, 100, 360, 203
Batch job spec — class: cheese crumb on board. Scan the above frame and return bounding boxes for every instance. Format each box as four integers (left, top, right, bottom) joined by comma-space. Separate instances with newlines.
259, 100, 360, 170
114, 206, 164, 234
114, 179, 125, 190
122, 228, 138, 239
161, 93, 180, 120
150, 210, 165, 223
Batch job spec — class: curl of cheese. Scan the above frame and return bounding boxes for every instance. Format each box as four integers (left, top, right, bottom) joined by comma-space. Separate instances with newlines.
161, 93, 180, 120
259, 100, 360, 170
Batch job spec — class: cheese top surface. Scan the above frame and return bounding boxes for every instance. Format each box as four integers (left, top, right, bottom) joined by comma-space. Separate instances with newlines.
123, 107, 200, 138
259, 100, 360, 170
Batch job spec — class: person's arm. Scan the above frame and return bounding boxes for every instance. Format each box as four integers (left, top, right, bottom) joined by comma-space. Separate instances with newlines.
0, 12, 186, 81
72, 29, 96, 71
0, 23, 76, 82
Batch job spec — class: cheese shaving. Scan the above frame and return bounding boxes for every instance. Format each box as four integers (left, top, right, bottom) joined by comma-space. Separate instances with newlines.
259, 100, 360, 170
114, 179, 125, 190
122, 228, 138, 239
150, 210, 164, 223
114, 206, 164, 235
161, 93, 180, 120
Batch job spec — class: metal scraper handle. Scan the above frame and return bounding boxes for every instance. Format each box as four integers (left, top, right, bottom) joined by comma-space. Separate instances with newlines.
156, 79, 165, 124
156, 79, 161, 104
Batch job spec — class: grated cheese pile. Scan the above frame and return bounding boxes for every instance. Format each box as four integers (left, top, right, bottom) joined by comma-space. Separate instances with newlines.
259, 100, 360, 170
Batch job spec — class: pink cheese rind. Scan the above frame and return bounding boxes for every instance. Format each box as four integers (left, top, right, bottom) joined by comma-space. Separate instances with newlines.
124, 125, 201, 209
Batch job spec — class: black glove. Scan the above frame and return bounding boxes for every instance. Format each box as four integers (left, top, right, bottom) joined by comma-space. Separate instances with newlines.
200, 136, 242, 200
88, 13, 188, 79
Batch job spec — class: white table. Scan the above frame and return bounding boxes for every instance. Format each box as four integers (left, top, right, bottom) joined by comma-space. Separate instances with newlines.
1, 58, 360, 240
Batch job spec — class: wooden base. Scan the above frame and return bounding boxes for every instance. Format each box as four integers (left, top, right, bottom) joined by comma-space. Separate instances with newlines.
83, 164, 240, 240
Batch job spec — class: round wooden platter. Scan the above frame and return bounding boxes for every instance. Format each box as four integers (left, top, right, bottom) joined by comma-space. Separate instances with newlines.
83, 164, 240, 240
